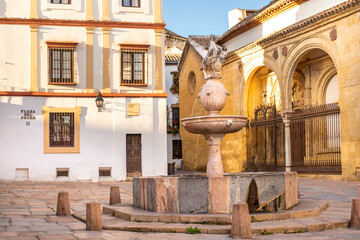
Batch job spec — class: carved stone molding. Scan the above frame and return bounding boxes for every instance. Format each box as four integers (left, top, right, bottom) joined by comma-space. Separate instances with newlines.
282, 46, 288, 57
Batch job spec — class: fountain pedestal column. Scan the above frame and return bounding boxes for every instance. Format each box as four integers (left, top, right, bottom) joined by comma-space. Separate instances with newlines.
204, 133, 225, 177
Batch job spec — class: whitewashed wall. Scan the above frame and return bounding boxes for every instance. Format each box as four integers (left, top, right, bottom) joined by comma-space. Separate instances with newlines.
0, 25, 158, 93
0, 0, 156, 22
0, 96, 167, 181
165, 64, 180, 164
225, 0, 348, 51
0, 25, 31, 91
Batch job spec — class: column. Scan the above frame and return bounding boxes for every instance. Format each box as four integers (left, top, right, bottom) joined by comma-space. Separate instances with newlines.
154, 29, 164, 91
204, 133, 225, 177
85, 27, 94, 93
283, 112, 292, 172
30, 0, 39, 19
30, 25, 38, 92
102, 0, 110, 21
102, 28, 111, 92
304, 65, 312, 107
85, 0, 94, 21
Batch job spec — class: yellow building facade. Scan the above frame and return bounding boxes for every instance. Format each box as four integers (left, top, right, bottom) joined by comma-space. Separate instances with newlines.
179, 0, 360, 181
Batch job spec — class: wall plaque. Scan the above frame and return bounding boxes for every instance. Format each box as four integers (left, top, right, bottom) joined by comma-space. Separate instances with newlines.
21, 110, 36, 120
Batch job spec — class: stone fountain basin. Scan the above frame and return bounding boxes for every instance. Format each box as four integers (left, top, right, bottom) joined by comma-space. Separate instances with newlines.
133, 172, 299, 214
181, 116, 248, 135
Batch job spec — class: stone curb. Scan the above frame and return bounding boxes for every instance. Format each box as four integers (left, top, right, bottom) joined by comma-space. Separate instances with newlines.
72, 212, 349, 235
102, 199, 329, 225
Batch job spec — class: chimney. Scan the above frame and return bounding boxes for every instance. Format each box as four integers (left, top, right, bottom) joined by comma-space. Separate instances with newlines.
228, 8, 247, 29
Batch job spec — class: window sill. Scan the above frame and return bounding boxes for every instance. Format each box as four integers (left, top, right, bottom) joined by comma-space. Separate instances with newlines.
121, 83, 148, 87
48, 82, 77, 86
115, 6, 145, 14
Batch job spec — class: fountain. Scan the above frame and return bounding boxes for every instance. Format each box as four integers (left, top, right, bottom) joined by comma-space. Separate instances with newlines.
181, 37, 247, 177
132, 37, 299, 214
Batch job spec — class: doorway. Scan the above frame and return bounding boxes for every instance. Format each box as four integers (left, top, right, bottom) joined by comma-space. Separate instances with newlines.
126, 134, 142, 176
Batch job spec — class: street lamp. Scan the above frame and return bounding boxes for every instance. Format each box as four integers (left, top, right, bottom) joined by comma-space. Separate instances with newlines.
95, 92, 104, 112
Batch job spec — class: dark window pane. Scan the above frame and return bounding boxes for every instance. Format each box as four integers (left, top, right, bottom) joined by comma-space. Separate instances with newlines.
172, 140, 182, 159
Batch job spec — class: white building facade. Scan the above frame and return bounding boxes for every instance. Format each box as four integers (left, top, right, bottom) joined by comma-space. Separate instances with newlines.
0, 0, 167, 181
164, 29, 186, 169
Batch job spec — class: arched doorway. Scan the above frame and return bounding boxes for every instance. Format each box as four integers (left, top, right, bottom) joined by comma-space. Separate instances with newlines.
245, 66, 285, 171
288, 49, 341, 174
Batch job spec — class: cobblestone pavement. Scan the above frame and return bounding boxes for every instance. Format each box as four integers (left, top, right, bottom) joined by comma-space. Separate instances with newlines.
0, 178, 359, 240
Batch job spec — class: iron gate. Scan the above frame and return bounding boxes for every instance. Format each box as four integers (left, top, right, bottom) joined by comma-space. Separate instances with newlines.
246, 104, 285, 171
290, 103, 341, 174
246, 103, 341, 174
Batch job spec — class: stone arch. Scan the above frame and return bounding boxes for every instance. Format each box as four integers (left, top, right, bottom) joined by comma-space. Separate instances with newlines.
242, 54, 281, 117
281, 37, 339, 112
246, 179, 259, 213
315, 66, 337, 105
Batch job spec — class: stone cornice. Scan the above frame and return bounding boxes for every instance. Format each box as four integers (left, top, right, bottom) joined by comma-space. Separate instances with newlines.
0, 18, 166, 30
217, 0, 309, 44
226, 0, 360, 59
0, 92, 168, 98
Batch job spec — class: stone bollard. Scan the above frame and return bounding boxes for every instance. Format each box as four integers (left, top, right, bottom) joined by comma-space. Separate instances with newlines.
56, 191, 70, 216
350, 198, 360, 229
86, 201, 102, 231
109, 186, 121, 205
231, 202, 252, 239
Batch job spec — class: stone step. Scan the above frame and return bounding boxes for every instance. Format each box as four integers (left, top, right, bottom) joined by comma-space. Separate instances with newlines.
102, 199, 329, 224
72, 210, 349, 235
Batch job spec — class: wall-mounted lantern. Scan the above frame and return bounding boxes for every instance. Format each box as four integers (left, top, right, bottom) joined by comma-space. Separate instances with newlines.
95, 92, 104, 112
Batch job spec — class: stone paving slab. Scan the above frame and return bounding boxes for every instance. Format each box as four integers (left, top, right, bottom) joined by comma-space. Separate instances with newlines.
0, 178, 358, 239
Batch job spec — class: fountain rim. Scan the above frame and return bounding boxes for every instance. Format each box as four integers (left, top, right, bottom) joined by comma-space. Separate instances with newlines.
181, 115, 248, 122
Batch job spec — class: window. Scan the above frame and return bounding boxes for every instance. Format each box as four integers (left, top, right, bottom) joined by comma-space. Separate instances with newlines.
50, 113, 74, 147
51, 0, 71, 4
122, 0, 140, 7
46, 42, 78, 85
42, 106, 81, 153
172, 106, 179, 128
120, 44, 149, 85
172, 140, 182, 159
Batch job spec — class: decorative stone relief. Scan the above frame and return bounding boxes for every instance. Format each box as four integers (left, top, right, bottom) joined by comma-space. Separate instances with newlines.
273, 50, 279, 60
202, 36, 226, 80
282, 46, 288, 57
330, 28, 337, 41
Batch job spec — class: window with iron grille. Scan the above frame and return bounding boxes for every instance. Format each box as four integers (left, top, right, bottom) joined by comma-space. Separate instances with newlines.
51, 0, 71, 4
49, 113, 74, 147
121, 48, 148, 85
56, 168, 69, 177
122, 0, 140, 7
172, 107, 179, 128
48, 47, 75, 84
99, 168, 111, 177
172, 140, 182, 159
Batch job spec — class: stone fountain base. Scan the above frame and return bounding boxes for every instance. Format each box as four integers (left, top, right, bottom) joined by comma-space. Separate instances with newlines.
133, 172, 298, 214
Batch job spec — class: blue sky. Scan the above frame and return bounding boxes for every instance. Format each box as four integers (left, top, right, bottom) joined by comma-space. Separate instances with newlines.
164, 0, 272, 37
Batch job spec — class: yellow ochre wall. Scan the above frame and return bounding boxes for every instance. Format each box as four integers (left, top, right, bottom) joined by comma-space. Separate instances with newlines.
180, 7, 360, 181
179, 47, 248, 173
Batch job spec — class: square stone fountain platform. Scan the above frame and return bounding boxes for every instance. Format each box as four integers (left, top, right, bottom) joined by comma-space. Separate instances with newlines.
133, 172, 298, 214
